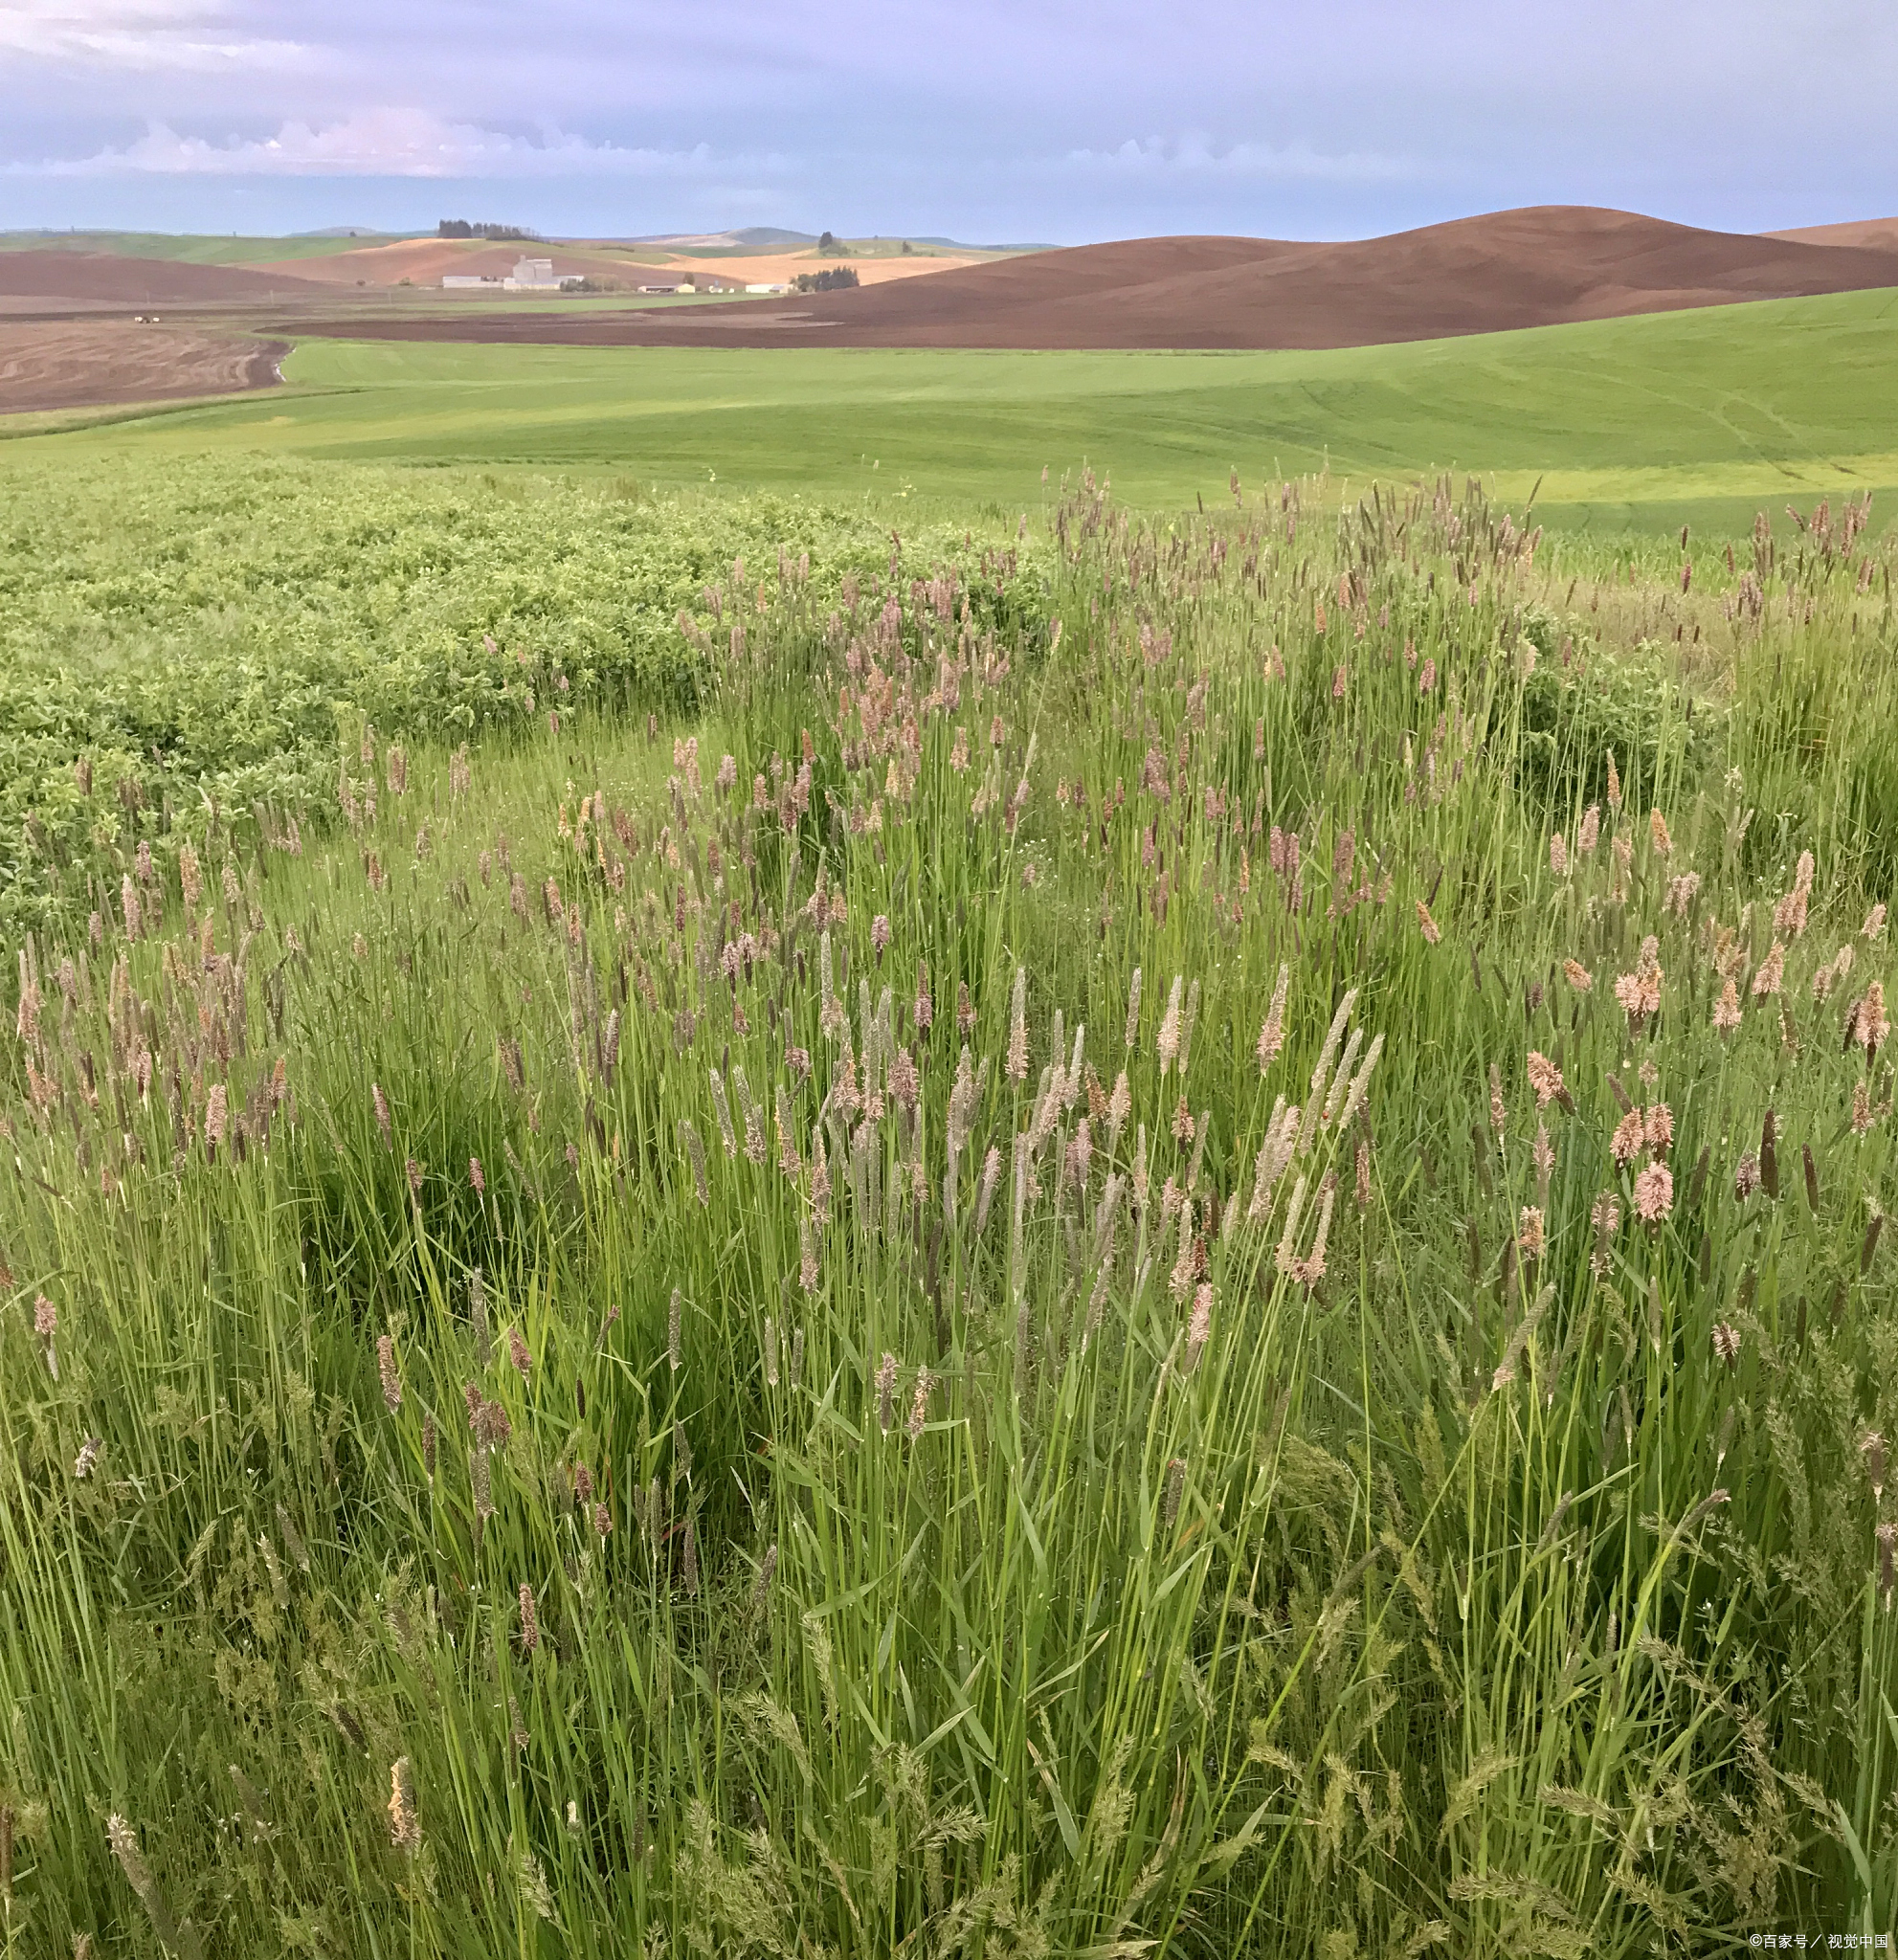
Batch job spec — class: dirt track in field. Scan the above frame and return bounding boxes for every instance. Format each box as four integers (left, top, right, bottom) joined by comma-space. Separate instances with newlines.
266, 206, 1898, 354
0, 321, 286, 415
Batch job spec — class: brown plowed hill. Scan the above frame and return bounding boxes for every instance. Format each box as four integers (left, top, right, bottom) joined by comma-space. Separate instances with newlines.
276, 206, 1898, 353
0, 251, 336, 307
1766, 217, 1898, 253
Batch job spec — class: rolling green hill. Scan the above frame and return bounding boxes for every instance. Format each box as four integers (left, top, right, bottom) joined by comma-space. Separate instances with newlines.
7, 285, 1898, 532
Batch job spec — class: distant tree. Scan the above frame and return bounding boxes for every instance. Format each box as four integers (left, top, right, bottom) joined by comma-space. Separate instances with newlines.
817, 230, 837, 253
437, 219, 542, 242
794, 266, 860, 293
901, 239, 912, 254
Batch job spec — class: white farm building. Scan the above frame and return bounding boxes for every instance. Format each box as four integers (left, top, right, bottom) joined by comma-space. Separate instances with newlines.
440, 256, 568, 293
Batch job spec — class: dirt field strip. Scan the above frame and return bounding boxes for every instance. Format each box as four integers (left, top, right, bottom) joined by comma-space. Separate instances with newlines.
0, 322, 286, 415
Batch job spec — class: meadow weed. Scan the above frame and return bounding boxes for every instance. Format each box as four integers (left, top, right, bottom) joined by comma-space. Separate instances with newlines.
0, 467, 1894, 1952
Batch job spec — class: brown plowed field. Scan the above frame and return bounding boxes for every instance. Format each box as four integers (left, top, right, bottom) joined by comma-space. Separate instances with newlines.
273, 206, 1898, 353
0, 322, 286, 414
0, 251, 335, 307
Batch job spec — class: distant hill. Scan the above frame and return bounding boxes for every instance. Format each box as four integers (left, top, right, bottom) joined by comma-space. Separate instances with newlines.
290, 206, 1898, 354
247, 238, 673, 288
905, 236, 1056, 252
610, 228, 1033, 256
1765, 217, 1898, 252
728, 228, 818, 248
621, 230, 815, 251
588, 206, 1898, 349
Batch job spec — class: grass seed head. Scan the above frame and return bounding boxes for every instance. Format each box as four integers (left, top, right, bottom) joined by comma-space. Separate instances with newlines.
1006, 967, 1029, 1081
1855, 980, 1889, 1057
1185, 1283, 1213, 1370
1634, 1161, 1675, 1223
1863, 1430, 1887, 1501
389, 1758, 420, 1854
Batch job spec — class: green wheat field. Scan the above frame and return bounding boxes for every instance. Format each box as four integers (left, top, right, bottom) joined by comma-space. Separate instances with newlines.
2, 291, 1897, 1956
11, 284, 1898, 530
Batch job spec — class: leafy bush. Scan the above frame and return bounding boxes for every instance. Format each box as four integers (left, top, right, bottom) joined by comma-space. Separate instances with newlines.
1520, 638, 1716, 812
0, 457, 1048, 947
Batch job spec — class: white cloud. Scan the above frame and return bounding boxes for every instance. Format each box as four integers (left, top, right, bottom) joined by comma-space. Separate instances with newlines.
8, 108, 782, 178
0, 0, 304, 69
1059, 134, 1417, 184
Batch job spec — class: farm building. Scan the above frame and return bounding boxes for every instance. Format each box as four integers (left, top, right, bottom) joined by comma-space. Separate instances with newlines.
440, 257, 566, 292
503, 256, 561, 290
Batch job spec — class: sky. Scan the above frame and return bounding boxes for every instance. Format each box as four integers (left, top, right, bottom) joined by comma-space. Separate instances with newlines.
3, 0, 1896, 243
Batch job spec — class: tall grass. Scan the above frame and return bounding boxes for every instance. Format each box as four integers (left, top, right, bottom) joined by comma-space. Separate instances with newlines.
1, 471, 1894, 1955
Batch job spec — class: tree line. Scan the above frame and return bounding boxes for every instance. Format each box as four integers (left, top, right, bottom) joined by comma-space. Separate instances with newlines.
436, 220, 543, 241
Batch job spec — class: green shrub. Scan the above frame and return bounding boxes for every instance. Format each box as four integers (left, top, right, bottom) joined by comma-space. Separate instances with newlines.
1520, 638, 1714, 812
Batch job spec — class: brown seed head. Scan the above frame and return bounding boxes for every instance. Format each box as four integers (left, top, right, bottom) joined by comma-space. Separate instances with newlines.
1526, 1052, 1566, 1109
376, 1334, 401, 1412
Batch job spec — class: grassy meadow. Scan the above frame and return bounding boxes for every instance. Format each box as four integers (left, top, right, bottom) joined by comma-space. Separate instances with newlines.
8, 285, 1898, 532
0, 422, 1895, 1955
4, 287, 1898, 1952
